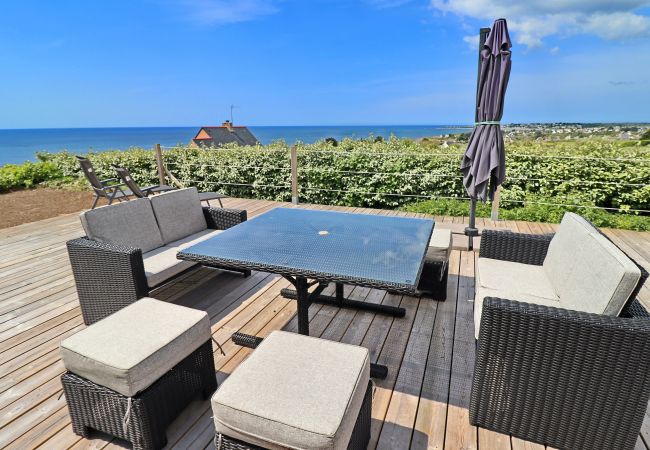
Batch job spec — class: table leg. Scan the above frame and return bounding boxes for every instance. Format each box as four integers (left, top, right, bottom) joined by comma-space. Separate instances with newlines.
295, 276, 311, 335
281, 282, 405, 318
232, 278, 389, 379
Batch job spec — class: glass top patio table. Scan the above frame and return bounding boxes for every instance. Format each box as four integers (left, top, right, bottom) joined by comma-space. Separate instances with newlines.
178, 207, 435, 293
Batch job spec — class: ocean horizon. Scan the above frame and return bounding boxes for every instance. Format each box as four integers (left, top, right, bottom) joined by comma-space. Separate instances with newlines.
0, 125, 470, 166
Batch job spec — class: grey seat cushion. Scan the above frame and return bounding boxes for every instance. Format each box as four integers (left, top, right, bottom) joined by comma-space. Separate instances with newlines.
60, 297, 211, 397
543, 212, 641, 316
150, 187, 207, 244
80, 198, 164, 253
474, 257, 559, 339
426, 228, 452, 261
168, 228, 223, 250
143, 229, 223, 288
211, 331, 370, 450
143, 246, 196, 288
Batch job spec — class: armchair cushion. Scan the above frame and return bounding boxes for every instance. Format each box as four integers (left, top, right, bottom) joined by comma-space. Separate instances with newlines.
79, 198, 164, 253
474, 258, 559, 339
150, 187, 207, 244
543, 213, 641, 316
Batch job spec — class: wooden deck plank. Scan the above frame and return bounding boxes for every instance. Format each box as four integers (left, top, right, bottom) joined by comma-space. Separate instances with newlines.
443, 251, 478, 450
0, 198, 649, 449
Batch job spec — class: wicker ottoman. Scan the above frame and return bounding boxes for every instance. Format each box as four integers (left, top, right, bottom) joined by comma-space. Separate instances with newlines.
417, 228, 453, 300
212, 331, 371, 450
60, 298, 217, 450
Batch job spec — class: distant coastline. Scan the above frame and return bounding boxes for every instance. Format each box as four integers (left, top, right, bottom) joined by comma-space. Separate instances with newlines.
0, 125, 471, 165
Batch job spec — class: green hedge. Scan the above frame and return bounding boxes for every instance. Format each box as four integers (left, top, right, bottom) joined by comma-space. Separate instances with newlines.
21, 137, 650, 230
0, 161, 62, 191
402, 197, 650, 231
37, 137, 650, 208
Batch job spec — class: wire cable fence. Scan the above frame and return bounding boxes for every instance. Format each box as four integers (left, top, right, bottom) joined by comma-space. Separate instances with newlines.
159, 145, 650, 216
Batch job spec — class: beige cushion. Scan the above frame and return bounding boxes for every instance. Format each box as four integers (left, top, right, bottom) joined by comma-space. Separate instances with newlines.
474, 257, 559, 339
143, 229, 224, 287
211, 331, 370, 450
150, 187, 207, 244
143, 246, 196, 288
80, 198, 164, 253
168, 228, 223, 250
543, 212, 641, 316
60, 298, 211, 397
426, 228, 452, 260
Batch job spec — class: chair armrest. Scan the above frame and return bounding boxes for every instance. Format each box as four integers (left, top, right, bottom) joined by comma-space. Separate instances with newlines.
66, 237, 148, 325
99, 177, 120, 185
203, 207, 247, 230
479, 230, 554, 265
470, 296, 650, 450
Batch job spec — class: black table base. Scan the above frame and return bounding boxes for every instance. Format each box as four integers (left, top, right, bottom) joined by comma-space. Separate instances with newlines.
280, 283, 406, 318
231, 278, 399, 379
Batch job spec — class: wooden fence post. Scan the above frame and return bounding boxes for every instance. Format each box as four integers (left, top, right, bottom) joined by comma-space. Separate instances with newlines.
154, 144, 165, 186
290, 145, 299, 205
491, 186, 501, 221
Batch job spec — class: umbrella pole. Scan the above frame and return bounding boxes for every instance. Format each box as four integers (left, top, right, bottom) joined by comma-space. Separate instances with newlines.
466, 198, 479, 250
464, 27, 490, 251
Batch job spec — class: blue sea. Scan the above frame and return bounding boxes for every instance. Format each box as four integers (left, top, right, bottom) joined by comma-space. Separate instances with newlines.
0, 125, 470, 166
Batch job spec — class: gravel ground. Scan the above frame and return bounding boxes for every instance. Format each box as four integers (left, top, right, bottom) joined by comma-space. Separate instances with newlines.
0, 188, 108, 229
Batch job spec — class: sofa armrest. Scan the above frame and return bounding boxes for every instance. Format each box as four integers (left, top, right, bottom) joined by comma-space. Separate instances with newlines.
470, 296, 650, 450
66, 237, 148, 325
203, 207, 247, 230
479, 230, 554, 265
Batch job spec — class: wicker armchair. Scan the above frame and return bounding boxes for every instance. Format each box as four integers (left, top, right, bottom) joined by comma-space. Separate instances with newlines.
68, 206, 247, 325
470, 228, 650, 450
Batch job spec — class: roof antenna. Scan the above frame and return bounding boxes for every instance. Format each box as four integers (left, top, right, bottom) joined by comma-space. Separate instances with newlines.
230, 104, 237, 125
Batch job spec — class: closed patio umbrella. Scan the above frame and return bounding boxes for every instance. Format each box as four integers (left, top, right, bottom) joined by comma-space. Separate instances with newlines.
462, 19, 512, 249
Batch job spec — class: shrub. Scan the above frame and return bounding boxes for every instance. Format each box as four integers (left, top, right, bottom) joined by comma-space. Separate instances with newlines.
0, 161, 62, 191
22, 137, 650, 231
402, 197, 650, 231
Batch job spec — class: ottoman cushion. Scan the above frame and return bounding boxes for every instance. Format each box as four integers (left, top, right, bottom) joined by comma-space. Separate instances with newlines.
60, 297, 211, 397
426, 228, 452, 261
211, 331, 370, 450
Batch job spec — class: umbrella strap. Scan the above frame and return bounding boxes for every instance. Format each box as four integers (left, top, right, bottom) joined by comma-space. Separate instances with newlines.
474, 121, 501, 125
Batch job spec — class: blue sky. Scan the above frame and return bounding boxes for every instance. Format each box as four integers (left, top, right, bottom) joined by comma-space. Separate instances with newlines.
0, 0, 649, 127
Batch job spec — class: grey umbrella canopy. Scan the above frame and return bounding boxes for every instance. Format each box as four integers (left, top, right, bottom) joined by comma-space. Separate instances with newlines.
461, 18, 512, 202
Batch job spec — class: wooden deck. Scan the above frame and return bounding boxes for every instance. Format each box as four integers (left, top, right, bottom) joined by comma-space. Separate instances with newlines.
1, 198, 649, 450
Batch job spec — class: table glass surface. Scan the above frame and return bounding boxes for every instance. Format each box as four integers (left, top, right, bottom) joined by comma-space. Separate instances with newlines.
179, 208, 434, 288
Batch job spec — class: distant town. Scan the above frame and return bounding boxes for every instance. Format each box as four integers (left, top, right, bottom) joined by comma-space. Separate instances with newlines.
427, 123, 650, 146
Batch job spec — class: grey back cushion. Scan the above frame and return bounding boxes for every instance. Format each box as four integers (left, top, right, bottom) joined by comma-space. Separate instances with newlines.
543, 212, 641, 315
150, 187, 207, 244
80, 198, 164, 253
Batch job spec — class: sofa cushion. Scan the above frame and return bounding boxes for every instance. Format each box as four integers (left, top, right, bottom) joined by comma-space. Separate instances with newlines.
143, 229, 224, 288
474, 257, 559, 339
150, 187, 207, 244
211, 331, 370, 450
60, 297, 210, 397
543, 212, 641, 316
80, 198, 164, 253
426, 228, 452, 261
143, 246, 196, 288
168, 228, 223, 251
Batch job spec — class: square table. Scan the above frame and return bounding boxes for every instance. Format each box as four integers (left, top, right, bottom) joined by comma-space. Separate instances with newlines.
178, 207, 435, 377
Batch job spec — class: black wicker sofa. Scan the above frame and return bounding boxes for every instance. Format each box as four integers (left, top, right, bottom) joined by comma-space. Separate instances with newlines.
470, 212, 650, 450
67, 187, 248, 325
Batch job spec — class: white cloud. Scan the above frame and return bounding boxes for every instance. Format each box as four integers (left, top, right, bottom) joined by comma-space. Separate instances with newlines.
462, 34, 479, 50
179, 0, 278, 25
430, 0, 650, 48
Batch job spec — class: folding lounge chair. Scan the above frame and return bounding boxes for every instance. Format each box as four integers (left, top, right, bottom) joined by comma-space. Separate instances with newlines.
113, 165, 175, 198
76, 156, 132, 209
